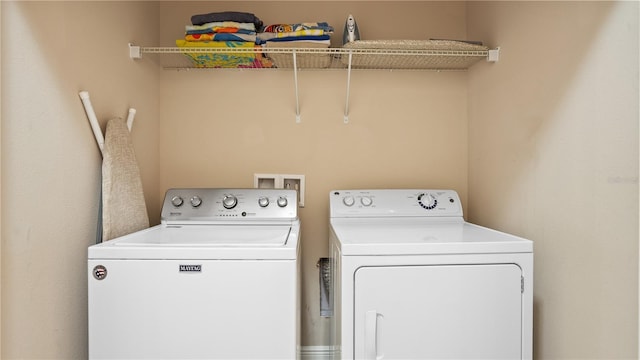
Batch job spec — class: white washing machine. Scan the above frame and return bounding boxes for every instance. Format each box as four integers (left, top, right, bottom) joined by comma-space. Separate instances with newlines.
329, 189, 533, 360
88, 188, 300, 359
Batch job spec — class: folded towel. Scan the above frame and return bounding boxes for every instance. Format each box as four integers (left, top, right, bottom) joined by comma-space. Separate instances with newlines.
191, 11, 263, 30
264, 40, 331, 48
186, 28, 256, 36
263, 22, 334, 33
257, 29, 326, 42
176, 40, 272, 68
264, 34, 331, 43
187, 21, 257, 33
263, 24, 295, 33
176, 39, 256, 49
186, 33, 257, 42
102, 118, 149, 241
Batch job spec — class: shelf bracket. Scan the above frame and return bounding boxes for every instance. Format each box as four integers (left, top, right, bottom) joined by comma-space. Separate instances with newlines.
487, 47, 500, 62
344, 51, 353, 124
292, 50, 301, 123
129, 43, 142, 59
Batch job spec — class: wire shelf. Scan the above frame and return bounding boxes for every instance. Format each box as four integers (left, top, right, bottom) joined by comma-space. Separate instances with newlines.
128, 42, 498, 122
134, 45, 494, 70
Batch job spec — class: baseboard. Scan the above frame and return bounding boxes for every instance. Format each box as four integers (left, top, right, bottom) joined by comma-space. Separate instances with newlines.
299, 345, 338, 360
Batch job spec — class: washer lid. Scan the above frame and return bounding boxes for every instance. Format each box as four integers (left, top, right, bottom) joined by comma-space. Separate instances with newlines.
88, 223, 299, 260
331, 218, 532, 255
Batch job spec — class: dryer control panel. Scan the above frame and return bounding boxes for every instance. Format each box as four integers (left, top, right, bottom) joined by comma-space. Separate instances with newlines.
330, 189, 463, 218
161, 188, 298, 223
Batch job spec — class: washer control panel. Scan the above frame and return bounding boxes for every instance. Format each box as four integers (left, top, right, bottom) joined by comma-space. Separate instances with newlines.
161, 188, 298, 222
330, 189, 463, 218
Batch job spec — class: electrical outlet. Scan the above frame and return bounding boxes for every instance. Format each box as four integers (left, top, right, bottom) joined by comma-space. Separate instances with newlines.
254, 173, 305, 207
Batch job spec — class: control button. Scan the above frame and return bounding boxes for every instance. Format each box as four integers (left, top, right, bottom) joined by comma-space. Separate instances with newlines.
418, 193, 438, 210
171, 196, 184, 207
360, 196, 373, 207
222, 195, 238, 209
190, 196, 202, 208
343, 196, 355, 207
258, 197, 270, 208
277, 196, 288, 208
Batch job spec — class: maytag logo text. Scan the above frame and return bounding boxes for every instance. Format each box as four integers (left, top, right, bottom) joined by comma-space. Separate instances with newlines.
179, 265, 202, 272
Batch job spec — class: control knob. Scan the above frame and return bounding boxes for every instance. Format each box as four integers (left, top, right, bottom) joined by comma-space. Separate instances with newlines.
418, 193, 438, 210
277, 196, 288, 208
190, 196, 202, 208
222, 195, 238, 209
343, 196, 355, 207
360, 196, 373, 207
258, 197, 270, 208
171, 196, 184, 207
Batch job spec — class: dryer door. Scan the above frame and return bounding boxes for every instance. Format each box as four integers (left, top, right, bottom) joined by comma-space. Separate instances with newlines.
354, 264, 523, 359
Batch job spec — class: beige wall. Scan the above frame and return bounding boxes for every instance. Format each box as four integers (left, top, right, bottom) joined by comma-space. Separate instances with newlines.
158, 1, 469, 346
158, 1, 468, 48
1, 2, 160, 358
0, 3, 3, 356
1, 1, 638, 359
159, 69, 470, 345
468, 1, 639, 358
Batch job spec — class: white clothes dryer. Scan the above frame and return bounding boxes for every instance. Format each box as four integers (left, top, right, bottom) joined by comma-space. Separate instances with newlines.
329, 189, 533, 360
88, 188, 300, 359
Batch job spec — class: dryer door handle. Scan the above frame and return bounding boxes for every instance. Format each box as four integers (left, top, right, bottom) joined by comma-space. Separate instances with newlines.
365, 310, 384, 360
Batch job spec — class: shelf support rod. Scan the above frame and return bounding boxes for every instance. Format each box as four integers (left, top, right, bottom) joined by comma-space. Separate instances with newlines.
344, 51, 353, 124
292, 50, 301, 123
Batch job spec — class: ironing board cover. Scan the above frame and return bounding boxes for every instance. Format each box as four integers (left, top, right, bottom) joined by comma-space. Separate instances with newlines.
101, 117, 149, 240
